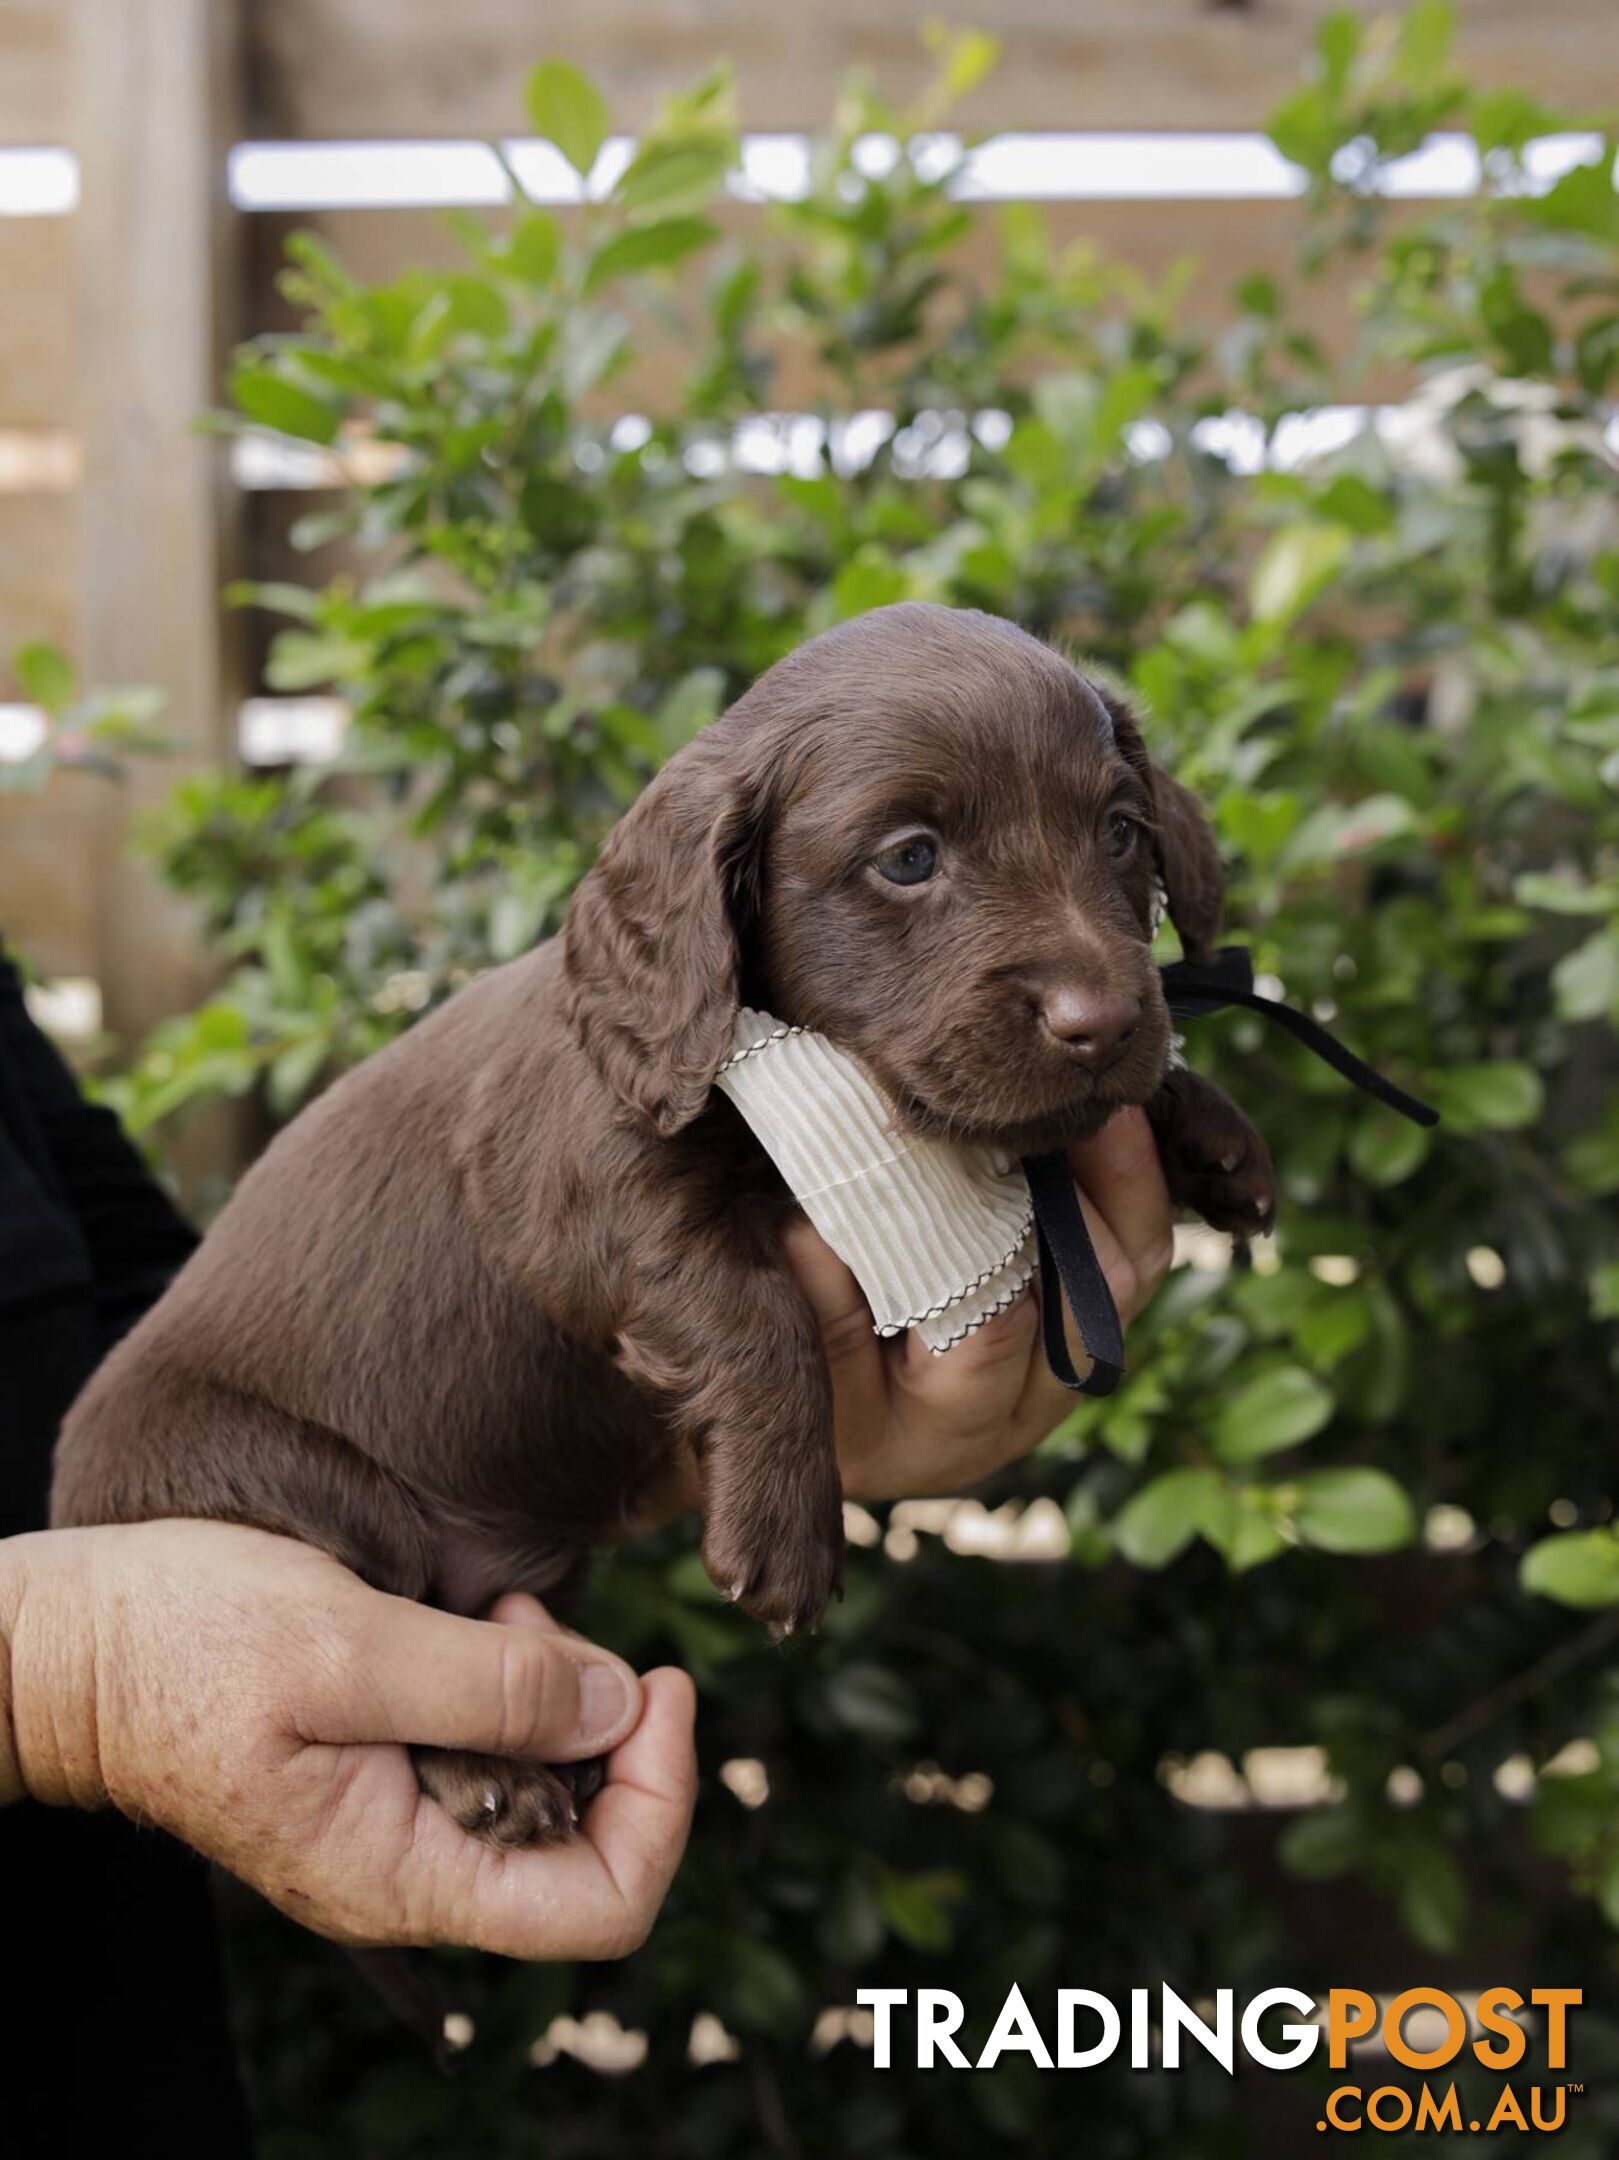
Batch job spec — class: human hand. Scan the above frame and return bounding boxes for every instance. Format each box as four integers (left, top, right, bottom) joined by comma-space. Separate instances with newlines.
0, 1519, 696, 1958
789, 1105, 1172, 1501
624, 1106, 1173, 1526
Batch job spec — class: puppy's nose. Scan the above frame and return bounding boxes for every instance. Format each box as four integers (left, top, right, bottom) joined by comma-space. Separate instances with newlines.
1039, 987, 1141, 1068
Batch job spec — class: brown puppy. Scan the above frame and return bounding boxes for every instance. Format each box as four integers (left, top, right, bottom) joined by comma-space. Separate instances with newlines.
53, 603, 1273, 1844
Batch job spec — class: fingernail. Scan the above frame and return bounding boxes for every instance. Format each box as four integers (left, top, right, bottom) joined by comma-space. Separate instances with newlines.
575, 1659, 636, 1748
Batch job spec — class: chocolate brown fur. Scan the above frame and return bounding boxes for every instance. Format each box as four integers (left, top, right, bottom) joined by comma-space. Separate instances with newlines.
52, 603, 1273, 1843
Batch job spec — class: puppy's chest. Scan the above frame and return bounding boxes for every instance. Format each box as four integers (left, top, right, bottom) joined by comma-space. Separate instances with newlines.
681, 1094, 804, 1227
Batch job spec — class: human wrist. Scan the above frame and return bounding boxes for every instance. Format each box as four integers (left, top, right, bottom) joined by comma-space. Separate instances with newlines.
0, 1528, 107, 1811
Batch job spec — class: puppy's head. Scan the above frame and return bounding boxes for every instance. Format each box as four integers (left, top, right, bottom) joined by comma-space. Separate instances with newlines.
563, 602, 1223, 1152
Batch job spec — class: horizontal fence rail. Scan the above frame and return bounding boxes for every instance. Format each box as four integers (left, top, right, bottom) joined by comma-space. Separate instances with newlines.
242, 0, 1619, 137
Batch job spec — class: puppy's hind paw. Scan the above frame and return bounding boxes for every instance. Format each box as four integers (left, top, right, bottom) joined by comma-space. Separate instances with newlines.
412, 1747, 603, 1848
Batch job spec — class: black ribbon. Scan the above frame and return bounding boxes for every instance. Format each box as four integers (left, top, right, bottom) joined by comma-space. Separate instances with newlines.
1025, 1148, 1127, 1397
1022, 945, 1439, 1398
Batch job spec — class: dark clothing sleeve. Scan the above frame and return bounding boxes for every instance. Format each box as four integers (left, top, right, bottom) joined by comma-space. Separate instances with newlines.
0, 949, 197, 1352
0, 948, 197, 1537
0, 946, 252, 2153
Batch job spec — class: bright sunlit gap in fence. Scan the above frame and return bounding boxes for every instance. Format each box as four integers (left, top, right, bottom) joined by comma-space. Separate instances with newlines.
0, 147, 77, 215
9, 389, 1609, 509
0, 703, 47, 761
5, 129, 1609, 220
224, 400, 1457, 496
225, 129, 1609, 210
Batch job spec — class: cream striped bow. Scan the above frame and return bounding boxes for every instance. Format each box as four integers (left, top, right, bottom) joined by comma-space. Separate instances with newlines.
715, 1008, 1036, 1354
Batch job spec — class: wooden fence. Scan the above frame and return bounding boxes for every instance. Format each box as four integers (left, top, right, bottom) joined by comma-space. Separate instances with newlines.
0, 0, 1610, 1051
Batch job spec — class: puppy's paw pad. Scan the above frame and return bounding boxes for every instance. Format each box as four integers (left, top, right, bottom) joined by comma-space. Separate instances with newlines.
413, 1748, 583, 1848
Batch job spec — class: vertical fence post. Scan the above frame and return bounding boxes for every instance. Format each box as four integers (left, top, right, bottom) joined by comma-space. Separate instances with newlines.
71, 0, 243, 1183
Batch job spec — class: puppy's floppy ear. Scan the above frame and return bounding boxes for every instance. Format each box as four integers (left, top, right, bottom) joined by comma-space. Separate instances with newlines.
563, 732, 763, 1136
1097, 687, 1224, 963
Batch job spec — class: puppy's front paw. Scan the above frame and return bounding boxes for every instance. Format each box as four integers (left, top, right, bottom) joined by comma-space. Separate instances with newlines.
413, 1747, 605, 1847
701, 1461, 844, 1638
1169, 1123, 1276, 1239
1149, 1069, 1277, 1240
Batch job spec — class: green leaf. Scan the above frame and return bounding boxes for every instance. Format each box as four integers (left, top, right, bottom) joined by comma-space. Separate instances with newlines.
1479, 265, 1554, 377
1268, 85, 1338, 177
501, 209, 563, 286
1553, 932, 1619, 1024
1397, 1841, 1464, 1955
1212, 1366, 1334, 1465
1514, 872, 1619, 916
1473, 86, 1561, 154
879, 1869, 967, 1954
226, 580, 322, 624
1293, 1469, 1416, 1555
721, 1939, 805, 2034
823, 1662, 919, 1744
1591, 1263, 1619, 1322
1521, 1531, 1619, 1610
1249, 523, 1351, 626
1315, 10, 1362, 95
1431, 1061, 1543, 1133
265, 631, 371, 692
1280, 1804, 1363, 1881
79, 690, 168, 755
525, 59, 610, 178
921, 22, 1001, 103
1220, 791, 1300, 867
1396, 0, 1455, 85
559, 310, 627, 401
266, 1033, 331, 1118
1202, 1486, 1290, 1574
612, 134, 733, 216
1112, 1466, 1226, 1569
1064, 1483, 1112, 1568
13, 640, 73, 715
1526, 156, 1619, 245
1348, 1108, 1431, 1188
832, 548, 912, 619
1294, 1287, 1371, 1370
231, 362, 340, 445
1231, 1507, 1290, 1572
583, 216, 717, 294
1567, 1103, 1619, 1195
819, 1868, 884, 1965
654, 667, 726, 750
1281, 792, 1418, 868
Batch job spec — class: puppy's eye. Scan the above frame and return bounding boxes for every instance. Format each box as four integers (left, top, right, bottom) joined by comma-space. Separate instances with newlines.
873, 834, 941, 887
1104, 812, 1141, 860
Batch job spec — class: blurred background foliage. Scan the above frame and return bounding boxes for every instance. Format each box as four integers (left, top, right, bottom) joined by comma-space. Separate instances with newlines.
34, 4, 1619, 2151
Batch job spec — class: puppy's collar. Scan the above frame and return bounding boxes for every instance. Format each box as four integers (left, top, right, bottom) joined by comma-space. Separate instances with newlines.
715, 1010, 1037, 1354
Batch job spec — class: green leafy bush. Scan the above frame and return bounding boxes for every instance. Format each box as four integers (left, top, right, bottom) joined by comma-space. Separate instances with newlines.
0, 641, 168, 796
86, 7, 1619, 2151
